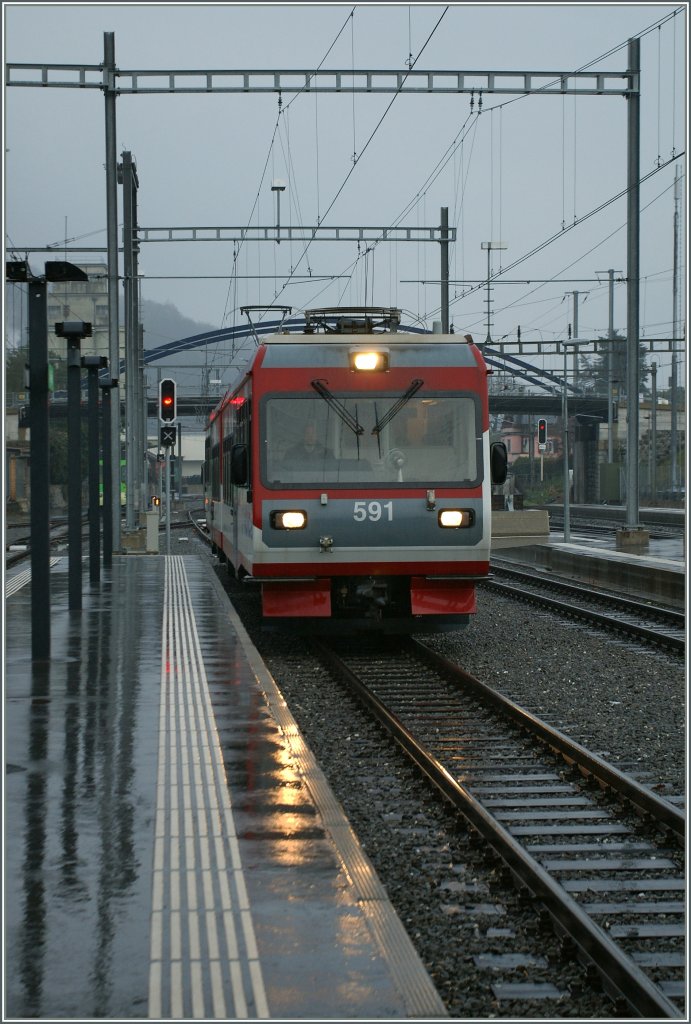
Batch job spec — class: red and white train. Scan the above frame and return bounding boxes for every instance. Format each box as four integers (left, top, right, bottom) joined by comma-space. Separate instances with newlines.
205, 308, 507, 632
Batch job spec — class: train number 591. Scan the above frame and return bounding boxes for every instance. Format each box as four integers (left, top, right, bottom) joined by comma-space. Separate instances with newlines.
353, 500, 393, 522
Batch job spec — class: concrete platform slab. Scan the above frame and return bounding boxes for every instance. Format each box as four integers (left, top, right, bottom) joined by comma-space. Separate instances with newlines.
4, 554, 446, 1019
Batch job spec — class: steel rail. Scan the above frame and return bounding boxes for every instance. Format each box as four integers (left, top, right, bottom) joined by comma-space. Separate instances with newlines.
311, 638, 684, 1019
413, 639, 685, 837
482, 576, 685, 653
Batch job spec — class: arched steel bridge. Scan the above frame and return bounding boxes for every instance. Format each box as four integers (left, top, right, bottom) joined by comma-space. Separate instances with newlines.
142, 316, 608, 420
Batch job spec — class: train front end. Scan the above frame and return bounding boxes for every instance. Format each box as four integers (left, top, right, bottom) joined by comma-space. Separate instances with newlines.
210, 317, 503, 632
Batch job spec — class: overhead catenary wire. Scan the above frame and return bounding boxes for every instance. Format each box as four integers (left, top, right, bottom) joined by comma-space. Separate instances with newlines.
223, 5, 683, 336
416, 182, 681, 343
220, 6, 356, 326
297, 0, 669, 329
264, 6, 450, 309
422, 153, 685, 326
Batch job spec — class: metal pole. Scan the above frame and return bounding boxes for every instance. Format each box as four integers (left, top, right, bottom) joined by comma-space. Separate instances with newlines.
670, 167, 680, 491
607, 269, 614, 463
650, 362, 657, 504
86, 365, 100, 582
104, 32, 121, 550
101, 380, 113, 567
134, 243, 144, 518
625, 37, 641, 530
562, 342, 571, 543
177, 422, 182, 500
165, 449, 171, 555
66, 336, 82, 609
440, 206, 449, 333
572, 291, 579, 383
28, 278, 51, 659
122, 151, 136, 531
485, 246, 491, 343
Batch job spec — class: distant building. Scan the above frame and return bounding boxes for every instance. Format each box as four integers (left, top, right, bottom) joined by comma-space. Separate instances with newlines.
46, 262, 125, 368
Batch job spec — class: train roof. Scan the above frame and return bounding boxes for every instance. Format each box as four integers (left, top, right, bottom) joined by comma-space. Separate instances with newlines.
255, 333, 484, 370
259, 331, 475, 345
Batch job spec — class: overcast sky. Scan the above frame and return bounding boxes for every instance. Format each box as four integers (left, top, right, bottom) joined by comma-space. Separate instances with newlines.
3, 1, 687, 386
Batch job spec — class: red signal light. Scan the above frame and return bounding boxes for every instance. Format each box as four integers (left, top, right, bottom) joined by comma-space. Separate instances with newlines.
159, 378, 176, 422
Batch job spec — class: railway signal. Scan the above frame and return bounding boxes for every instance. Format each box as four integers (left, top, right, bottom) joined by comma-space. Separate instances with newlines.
159, 378, 177, 422
160, 424, 177, 447
538, 418, 547, 448
537, 417, 548, 483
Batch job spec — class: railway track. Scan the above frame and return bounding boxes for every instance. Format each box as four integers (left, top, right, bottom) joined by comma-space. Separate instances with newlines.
5, 510, 195, 571
546, 513, 684, 541
310, 635, 685, 1019
486, 559, 685, 654
5, 518, 81, 569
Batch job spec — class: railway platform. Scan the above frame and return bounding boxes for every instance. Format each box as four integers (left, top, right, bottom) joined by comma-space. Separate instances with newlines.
496, 531, 685, 608
4, 552, 446, 1020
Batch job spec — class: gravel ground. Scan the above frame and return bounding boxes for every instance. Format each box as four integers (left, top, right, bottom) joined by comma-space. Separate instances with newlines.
181, 533, 686, 1018
420, 588, 686, 799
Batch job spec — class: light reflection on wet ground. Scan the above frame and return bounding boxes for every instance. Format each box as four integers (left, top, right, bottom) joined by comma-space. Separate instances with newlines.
5, 560, 161, 1018
559, 532, 685, 562
5, 553, 434, 1020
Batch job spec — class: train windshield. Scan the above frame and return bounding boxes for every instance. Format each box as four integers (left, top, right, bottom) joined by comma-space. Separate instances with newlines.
262, 392, 481, 486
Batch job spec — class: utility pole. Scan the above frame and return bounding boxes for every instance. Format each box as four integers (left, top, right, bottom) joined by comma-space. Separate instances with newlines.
620, 37, 646, 546
670, 167, 681, 491
440, 207, 449, 333
595, 269, 623, 465
104, 32, 121, 552
650, 361, 657, 503
572, 291, 578, 370
481, 241, 507, 343
121, 150, 142, 532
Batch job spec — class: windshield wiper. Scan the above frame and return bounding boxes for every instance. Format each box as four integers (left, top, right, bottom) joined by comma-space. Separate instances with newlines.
371, 379, 423, 437
311, 379, 364, 437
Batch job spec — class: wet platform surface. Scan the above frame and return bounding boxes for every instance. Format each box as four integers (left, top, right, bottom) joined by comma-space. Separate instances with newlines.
4, 553, 445, 1020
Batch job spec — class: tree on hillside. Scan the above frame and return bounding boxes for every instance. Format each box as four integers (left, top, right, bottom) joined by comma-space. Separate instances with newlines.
578, 332, 652, 399
5, 346, 68, 394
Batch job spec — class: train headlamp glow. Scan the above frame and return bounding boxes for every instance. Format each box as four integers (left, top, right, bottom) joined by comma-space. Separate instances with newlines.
271, 510, 307, 530
438, 509, 474, 528
349, 349, 389, 372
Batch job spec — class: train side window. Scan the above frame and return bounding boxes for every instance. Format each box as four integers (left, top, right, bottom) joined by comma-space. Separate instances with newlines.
230, 443, 248, 486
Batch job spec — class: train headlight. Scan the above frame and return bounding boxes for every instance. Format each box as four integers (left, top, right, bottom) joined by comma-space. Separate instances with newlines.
349, 349, 389, 372
270, 510, 308, 530
438, 509, 474, 528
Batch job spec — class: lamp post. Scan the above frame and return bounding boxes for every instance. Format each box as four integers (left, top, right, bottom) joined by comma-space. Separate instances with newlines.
480, 241, 507, 343
5, 260, 89, 658
100, 375, 118, 567
82, 355, 108, 582
561, 338, 589, 543
271, 179, 286, 243
55, 320, 93, 608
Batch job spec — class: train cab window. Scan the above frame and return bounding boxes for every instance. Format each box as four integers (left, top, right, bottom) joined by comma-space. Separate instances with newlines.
262, 393, 481, 487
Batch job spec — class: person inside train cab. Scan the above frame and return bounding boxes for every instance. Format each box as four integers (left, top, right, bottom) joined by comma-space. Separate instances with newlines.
285, 421, 330, 461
